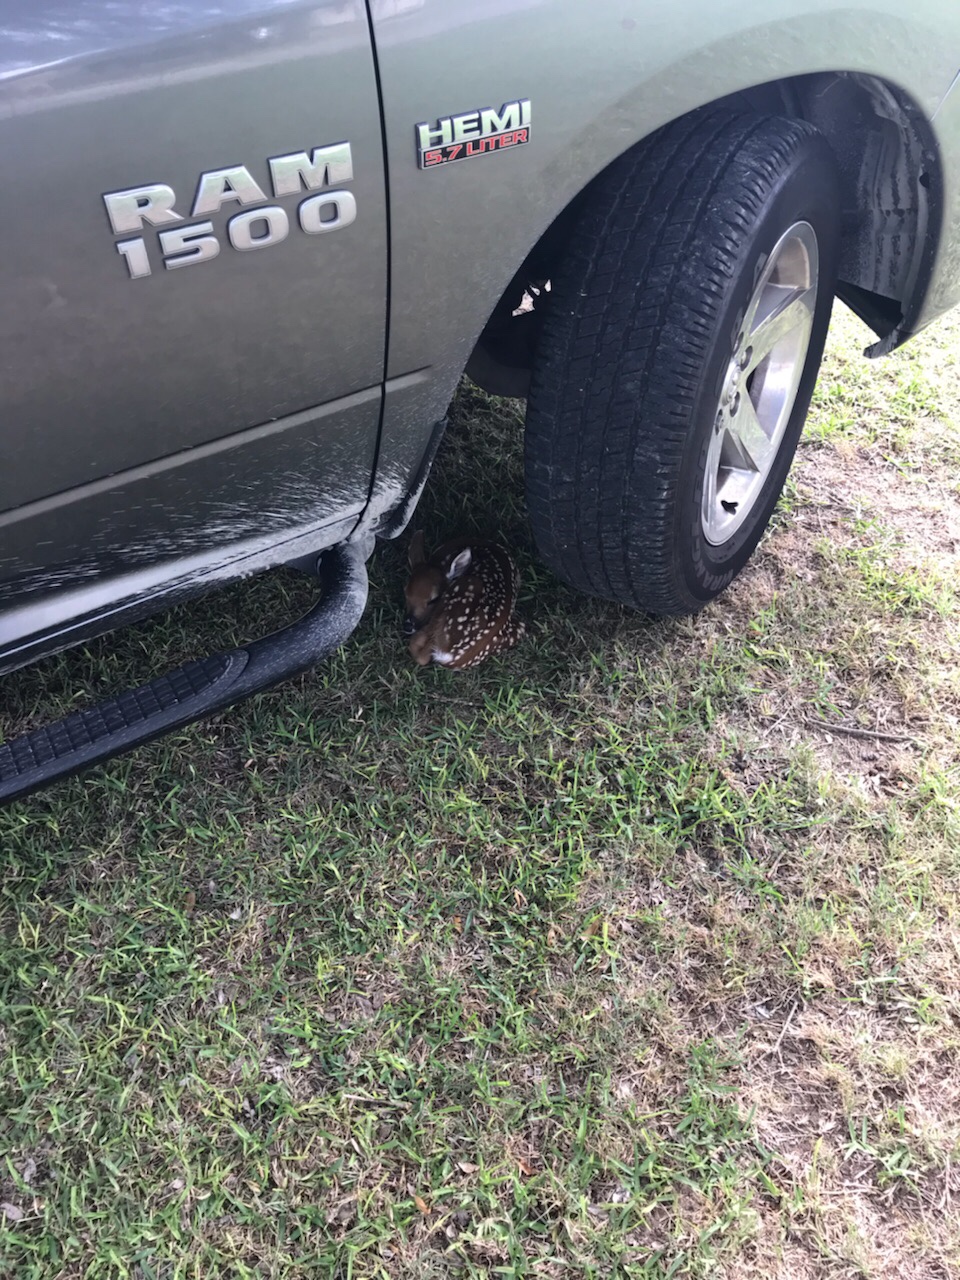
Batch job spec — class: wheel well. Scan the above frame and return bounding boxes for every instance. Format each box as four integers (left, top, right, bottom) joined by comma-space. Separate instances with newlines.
466, 72, 941, 397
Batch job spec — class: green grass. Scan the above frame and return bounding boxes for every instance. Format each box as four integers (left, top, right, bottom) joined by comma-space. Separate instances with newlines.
2, 305, 960, 1279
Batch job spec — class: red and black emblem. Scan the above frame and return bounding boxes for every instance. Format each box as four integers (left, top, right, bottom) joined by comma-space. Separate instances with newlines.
416, 100, 531, 170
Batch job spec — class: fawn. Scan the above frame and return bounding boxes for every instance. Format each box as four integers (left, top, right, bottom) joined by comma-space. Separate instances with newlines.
403, 531, 525, 669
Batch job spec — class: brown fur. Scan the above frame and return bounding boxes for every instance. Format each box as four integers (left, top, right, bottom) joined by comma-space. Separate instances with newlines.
404, 532, 524, 670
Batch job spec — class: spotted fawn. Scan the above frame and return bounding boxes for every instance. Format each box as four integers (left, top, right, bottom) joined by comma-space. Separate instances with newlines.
403, 530, 525, 669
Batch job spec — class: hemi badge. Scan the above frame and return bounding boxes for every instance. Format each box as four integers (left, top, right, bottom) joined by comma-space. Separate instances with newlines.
416, 99, 531, 169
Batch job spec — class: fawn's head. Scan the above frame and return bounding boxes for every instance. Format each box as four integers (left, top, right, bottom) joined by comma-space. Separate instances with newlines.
403, 530, 472, 635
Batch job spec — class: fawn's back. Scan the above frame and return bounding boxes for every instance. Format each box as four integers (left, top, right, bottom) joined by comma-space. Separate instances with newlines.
404, 532, 524, 670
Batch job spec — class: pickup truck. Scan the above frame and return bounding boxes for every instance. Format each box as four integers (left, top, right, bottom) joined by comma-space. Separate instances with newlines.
2, 1, 960, 802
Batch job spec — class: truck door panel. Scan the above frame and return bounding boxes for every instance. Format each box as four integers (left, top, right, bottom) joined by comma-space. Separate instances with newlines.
0, 1, 386, 631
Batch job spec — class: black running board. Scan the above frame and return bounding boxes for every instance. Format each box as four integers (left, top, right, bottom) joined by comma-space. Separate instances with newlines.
0, 541, 370, 805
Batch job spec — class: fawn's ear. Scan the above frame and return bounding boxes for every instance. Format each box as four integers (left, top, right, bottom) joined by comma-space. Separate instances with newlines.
447, 548, 472, 580
408, 529, 427, 569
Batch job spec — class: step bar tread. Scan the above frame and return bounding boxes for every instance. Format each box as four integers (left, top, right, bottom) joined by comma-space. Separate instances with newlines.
0, 542, 369, 804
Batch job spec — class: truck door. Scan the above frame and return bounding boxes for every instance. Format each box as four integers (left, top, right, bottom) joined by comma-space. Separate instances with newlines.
0, 1, 386, 639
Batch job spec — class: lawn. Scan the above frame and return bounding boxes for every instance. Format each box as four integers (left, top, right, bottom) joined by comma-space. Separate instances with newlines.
1, 304, 959, 1279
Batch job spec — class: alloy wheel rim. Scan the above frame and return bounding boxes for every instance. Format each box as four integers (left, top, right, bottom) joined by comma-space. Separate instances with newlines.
701, 220, 820, 546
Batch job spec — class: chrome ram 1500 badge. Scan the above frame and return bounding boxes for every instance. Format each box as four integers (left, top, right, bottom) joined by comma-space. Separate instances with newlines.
103, 142, 355, 279
416, 99, 531, 168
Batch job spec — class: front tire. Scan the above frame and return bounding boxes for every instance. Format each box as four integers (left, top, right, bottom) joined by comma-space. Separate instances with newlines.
524, 109, 841, 615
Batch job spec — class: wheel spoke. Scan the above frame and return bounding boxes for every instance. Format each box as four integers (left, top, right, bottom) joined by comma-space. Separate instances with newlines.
729, 396, 775, 473
746, 285, 816, 370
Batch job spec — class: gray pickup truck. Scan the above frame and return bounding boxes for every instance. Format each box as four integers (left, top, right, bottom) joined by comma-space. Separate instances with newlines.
3, 1, 960, 802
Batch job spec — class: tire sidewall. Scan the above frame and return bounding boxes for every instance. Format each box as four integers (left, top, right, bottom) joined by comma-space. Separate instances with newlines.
674, 137, 840, 608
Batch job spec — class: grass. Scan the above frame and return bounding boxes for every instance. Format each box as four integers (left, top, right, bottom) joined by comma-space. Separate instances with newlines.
2, 303, 960, 1279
